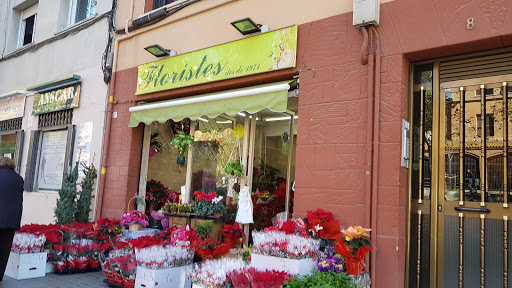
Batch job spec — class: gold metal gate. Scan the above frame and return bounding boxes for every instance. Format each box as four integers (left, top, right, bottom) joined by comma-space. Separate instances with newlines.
407, 50, 512, 288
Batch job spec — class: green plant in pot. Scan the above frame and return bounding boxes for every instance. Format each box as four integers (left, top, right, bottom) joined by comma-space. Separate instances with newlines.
170, 131, 194, 165
194, 220, 215, 240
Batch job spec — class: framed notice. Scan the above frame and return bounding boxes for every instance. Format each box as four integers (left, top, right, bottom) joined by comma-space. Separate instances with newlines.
37, 130, 68, 191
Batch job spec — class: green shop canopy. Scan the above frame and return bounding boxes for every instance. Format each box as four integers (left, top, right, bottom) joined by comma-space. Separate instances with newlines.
128, 80, 292, 127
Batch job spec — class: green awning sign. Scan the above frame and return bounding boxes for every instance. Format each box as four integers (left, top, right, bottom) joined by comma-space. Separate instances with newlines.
136, 25, 297, 95
32, 84, 81, 115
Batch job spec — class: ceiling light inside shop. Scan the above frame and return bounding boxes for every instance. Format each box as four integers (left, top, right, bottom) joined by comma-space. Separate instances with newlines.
238, 112, 246, 117
265, 115, 298, 122
198, 117, 208, 122
216, 120, 233, 124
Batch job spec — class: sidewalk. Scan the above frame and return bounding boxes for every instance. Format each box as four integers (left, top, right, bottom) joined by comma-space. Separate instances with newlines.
0, 271, 107, 288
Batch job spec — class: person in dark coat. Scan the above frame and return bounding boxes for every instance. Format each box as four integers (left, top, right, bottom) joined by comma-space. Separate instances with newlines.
0, 157, 23, 281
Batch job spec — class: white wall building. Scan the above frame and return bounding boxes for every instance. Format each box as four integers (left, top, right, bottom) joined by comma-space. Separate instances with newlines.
0, 0, 115, 225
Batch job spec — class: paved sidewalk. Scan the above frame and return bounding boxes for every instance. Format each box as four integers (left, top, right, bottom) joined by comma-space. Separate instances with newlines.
0, 271, 107, 288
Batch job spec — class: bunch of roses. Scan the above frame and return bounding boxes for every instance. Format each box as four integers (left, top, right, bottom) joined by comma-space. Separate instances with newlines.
135, 245, 194, 269
316, 245, 345, 273
101, 249, 137, 288
188, 258, 248, 288
11, 232, 46, 254
120, 210, 149, 228
252, 230, 320, 259
228, 267, 293, 288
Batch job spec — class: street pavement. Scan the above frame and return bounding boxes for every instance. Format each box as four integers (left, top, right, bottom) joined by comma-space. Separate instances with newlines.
0, 271, 107, 288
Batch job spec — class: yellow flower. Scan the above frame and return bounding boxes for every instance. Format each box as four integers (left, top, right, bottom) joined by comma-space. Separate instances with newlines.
341, 226, 371, 242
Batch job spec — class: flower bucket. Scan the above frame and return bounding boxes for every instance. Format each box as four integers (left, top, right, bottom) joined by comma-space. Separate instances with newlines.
176, 156, 186, 165
129, 224, 141, 231
345, 259, 365, 275
224, 237, 235, 249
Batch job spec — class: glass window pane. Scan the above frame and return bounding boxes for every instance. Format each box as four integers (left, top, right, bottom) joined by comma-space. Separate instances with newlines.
37, 130, 68, 191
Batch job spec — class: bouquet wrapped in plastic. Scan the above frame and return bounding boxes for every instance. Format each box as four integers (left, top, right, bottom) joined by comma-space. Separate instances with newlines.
11, 232, 46, 254
252, 231, 320, 259
66, 242, 79, 269
73, 239, 93, 269
101, 249, 137, 288
90, 241, 109, 268
188, 258, 248, 288
135, 245, 194, 269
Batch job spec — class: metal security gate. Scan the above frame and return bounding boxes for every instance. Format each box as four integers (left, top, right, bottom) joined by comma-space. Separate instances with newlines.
408, 49, 512, 288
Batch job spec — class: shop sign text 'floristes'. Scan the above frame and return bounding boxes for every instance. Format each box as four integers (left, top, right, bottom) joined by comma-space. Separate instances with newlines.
136, 25, 297, 95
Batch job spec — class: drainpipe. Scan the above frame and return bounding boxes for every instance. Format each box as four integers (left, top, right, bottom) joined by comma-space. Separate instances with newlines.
363, 26, 375, 275
369, 26, 381, 287
95, 0, 238, 219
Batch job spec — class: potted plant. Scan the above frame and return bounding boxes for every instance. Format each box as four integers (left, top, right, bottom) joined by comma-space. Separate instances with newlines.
145, 179, 174, 211
170, 131, 194, 165
194, 220, 215, 240
190, 191, 226, 217
222, 222, 245, 248
335, 226, 373, 275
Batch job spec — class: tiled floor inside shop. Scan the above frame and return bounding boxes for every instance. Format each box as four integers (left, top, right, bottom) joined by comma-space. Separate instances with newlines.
1, 271, 107, 288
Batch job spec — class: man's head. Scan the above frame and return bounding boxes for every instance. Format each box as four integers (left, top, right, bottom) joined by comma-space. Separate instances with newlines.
0, 157, 15, 169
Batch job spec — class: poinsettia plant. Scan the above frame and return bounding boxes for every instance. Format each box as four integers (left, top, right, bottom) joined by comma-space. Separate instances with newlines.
196, 237, 230, 261
190, 191, 226, 216
304, 209, 341, 240
93, 218, 123, 240
228, 267, 293, 288
334, 226, 372, 275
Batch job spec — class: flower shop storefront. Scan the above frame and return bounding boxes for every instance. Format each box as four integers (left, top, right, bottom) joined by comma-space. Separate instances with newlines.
128, 26, 300, 231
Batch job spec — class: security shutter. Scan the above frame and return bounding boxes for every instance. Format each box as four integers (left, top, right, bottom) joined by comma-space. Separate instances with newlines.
24, 130, 40, 191
440, 51, 512, 83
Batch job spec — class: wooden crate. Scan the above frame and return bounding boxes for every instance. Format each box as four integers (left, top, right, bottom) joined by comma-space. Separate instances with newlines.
168, 215, 191, 229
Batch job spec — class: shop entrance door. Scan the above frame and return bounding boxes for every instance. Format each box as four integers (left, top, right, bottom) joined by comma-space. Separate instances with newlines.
408, 53, 512, 288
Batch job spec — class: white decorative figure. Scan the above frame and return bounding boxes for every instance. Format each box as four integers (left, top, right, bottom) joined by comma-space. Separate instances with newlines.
235, 186, 253, 224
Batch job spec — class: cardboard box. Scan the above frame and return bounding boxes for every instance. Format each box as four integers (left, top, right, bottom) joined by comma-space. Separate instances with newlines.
251, 253, 316, 275
5, 252, 47, 280
45, 261, 54, 274
192, 284, 204, 288
135, 264, 192, 288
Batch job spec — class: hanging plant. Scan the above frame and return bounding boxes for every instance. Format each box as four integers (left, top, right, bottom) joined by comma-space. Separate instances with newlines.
225, 161, 244, 179
170, 131, 194, 165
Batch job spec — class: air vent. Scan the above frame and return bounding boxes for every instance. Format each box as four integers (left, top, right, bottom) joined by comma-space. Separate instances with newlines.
440, 52, 512, 83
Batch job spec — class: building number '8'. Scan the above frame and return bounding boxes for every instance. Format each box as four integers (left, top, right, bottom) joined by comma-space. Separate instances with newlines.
467, 18, 475, 30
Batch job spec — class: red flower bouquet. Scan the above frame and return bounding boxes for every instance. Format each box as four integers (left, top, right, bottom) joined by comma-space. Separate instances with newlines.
334, 226, 373, 275
50, 243, 68, 270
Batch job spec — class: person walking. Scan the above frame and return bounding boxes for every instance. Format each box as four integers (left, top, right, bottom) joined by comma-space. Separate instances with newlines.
0, 157, 24, 281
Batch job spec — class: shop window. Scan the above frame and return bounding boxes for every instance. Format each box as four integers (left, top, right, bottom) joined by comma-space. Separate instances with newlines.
24, 110, 75, 192
143, 105, 298, 229
0, 120, 24, 173
153, 0, 177, 10
18, 12, 36, 48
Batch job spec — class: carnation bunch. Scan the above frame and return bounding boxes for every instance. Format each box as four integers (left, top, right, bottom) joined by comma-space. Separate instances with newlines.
135, 245, 194, 269
252, 230, 320, 259
188, 259, 248, 288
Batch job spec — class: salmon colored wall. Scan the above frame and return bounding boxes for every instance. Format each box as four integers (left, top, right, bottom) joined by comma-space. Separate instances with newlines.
104, 0, 512, 287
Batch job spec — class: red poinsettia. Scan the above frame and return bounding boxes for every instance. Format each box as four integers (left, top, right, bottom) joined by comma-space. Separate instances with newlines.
228, 267, 292, 288
196, 238, 230, 261
128, 236, 163, 250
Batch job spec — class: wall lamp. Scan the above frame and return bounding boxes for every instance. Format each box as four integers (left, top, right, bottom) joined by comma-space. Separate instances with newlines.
231, 17, 269, 35
144, 44, 176, 57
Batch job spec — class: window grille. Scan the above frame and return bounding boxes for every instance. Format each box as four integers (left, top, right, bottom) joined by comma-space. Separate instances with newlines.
38, 110, 73, 128
0, 118, 22, 132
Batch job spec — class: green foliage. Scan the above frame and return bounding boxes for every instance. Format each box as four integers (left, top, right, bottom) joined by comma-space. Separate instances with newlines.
194, 220, 215, 240
170, 131, 194, 156
252, 160, 281, 192
190, 201, 226, 216
150, 132, 163, 152
211, 201, 226, 215
55, 162, 79, 225
75, 163, 97, 223
284, 271, 354, 288
225, 161, 244, 179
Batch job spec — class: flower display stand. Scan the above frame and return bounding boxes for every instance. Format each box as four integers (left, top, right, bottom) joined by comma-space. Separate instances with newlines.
5, 251, 47, 280
347, 271, 371, 288
250, 253, 316, 275
164, 212, 192, 230
134, 264, 192, 288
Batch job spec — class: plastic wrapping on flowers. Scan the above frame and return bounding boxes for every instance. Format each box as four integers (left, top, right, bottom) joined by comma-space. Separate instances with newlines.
135, 245, 194, 269
188, 259, 248, 288
100, 249, 137, 288
11, 233, 46, 254
252, 230, 320, 260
